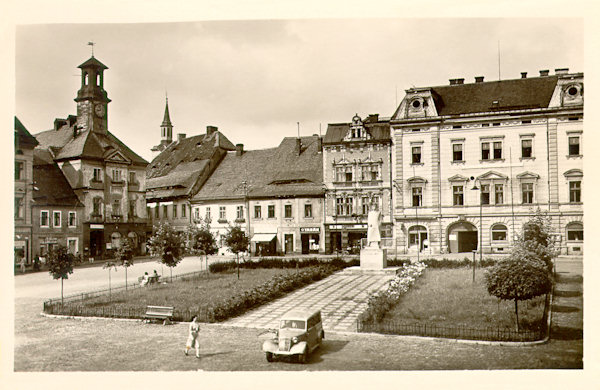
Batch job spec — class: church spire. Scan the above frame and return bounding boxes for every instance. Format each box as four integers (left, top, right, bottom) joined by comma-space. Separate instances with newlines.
160, 94, 173, 144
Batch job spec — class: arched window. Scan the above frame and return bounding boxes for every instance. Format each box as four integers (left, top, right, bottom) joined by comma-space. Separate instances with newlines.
84, 72, 88, 85
491, 224, 508, 241
566, 222, 583, 241
111, 232, 121, 248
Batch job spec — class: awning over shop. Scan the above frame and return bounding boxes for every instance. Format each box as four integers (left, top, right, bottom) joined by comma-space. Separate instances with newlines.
251, 233, 276, 243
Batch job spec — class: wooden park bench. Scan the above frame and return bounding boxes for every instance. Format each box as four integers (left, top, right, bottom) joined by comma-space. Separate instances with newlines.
138, 275, 161, 285
143, 305, 174, 325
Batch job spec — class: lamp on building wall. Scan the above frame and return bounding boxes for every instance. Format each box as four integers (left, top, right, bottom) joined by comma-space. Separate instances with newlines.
470, 177, 483, 282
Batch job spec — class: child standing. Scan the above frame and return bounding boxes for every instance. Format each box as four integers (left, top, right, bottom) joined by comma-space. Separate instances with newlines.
185, 316, 201, 358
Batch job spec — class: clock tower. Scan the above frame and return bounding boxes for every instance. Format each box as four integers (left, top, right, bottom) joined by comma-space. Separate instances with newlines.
74, 56, 111, 134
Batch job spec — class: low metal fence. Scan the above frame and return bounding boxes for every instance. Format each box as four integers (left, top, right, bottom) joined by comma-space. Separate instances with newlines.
357, 320, 545, 342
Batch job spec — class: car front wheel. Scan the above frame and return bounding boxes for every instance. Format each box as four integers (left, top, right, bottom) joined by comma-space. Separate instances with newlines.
266, 352, 274, 362
298, 350, 308, 364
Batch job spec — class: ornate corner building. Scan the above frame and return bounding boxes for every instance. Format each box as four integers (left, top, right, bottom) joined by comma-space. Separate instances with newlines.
391, 69, 583, 255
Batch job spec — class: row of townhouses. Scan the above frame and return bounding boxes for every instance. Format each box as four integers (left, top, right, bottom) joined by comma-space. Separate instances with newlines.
14, 55, 583, 267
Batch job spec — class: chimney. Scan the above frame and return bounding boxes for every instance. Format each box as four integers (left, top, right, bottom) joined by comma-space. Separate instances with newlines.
206, 126, 218, 136
449, 79, 457, 85
295, 138, 302, 155
456, 78, 464, 85
475, 76, 484, 83
177, 133, 186, 141
54, 118, 66, 131
521, 72, 528, 79
236, 143, 244, 156
539, 69, 550, 77
367, 114, 379, 122
317, 136, 323, 152
555, 68, 569, 75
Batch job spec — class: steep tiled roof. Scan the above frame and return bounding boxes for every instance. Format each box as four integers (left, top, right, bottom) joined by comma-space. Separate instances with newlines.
324, 121, 390, 144
15, 116, 39, 149
147, 131, 235, 179
147, 160, 209, 191
193, 135, 324, 201
34, 123, 148, 166
33, 149, 83, 207
78, 56, 108, 69
418, 76, 559, 117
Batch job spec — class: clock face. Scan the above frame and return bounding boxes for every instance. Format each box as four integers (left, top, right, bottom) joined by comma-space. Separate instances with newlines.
94, 104, 105, 117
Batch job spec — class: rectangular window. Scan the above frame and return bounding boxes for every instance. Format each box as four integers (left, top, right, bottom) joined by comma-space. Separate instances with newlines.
481, 184, 490, 205
481, 142, 490, 160
181, 204, 186, 218
15, 197, 24, 219
361, 165, 380, 181
112, 200, 121, 216
129, 171, 136, 184
412, 187, 422, 207
93, 198, 102, 215
41, 211, 49, 227
192, 207, 199, 220
495, 184, 504, 205
493, 141, 502, 159
453, 185, 464, 206
129, 200, 136, 217
336, 197, 353, 216
93, 168, 102, 182
304, 204, 312, 218
335, 166, 345, 182
452, 144, 463, 162
162, 204, 167, 219
268, 205, 275, 218
567, 229, 583, 241
53, 211, 61, 227
15, 161, 24, 180
205, 207, 211, 220
112, 169, 122, 182
522, 183, 534, 204
569, 181, 581, 203
237, 205, 244, 220
372, 196, 380, 211
254, 205, 261, 219
68, 211, 76, 227
284, 204, 292, 219
219, 206, 226, 220
361, 197, 370, 215
569, 136, 580, 156
154, 205, 159, 218
521, 139, 533, 158
412, 146, 422, 164
172, 204, 177, 218
345, 166, 353, 182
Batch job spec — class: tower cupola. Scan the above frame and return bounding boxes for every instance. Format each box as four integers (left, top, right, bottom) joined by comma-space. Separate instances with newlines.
74, 56, 111, 134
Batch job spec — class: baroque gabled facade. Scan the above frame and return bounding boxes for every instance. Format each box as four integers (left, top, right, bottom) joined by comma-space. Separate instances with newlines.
34, 56, 149, 260
391, 69, 583, 255
322, 114, 392, 254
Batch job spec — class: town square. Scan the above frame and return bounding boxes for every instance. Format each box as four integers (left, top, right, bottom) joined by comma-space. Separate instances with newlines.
5, 2, 598, 389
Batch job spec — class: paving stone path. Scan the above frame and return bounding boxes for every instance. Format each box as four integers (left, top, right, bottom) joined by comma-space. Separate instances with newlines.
224, 271, 396, 332
550, 260, 583, 341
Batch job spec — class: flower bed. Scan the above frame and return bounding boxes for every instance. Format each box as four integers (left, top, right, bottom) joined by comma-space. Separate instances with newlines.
358, 262, 427, 323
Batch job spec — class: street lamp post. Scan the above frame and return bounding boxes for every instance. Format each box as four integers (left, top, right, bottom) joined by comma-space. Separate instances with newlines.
470, 178, 483, 282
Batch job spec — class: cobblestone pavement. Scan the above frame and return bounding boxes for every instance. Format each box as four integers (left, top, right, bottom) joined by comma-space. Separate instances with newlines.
224, 270, 397, 332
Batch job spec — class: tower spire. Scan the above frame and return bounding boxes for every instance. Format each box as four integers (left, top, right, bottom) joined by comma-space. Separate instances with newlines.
160, 94, 173, 144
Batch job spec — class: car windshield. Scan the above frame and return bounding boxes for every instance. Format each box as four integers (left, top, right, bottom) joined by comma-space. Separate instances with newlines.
280, 320, 306, 330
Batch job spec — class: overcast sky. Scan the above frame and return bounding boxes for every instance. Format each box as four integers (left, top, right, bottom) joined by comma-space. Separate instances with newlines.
15, 18, 582, 162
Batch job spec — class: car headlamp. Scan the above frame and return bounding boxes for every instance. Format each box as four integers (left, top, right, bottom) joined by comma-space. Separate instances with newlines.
292, 336, 298, 343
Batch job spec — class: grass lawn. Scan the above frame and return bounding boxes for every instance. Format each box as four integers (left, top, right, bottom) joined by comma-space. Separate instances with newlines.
80, 268, 292, 313
383, 267, 546, 331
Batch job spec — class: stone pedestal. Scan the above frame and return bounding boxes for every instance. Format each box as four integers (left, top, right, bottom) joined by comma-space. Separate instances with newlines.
360, 246, 387, 269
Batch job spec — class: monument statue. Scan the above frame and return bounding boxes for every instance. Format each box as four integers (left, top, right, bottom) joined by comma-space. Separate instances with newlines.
367, 208, 381, 248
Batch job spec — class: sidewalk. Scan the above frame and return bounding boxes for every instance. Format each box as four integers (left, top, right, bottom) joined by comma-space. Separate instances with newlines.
224, 270, 396, 332
550, 260, 583, 340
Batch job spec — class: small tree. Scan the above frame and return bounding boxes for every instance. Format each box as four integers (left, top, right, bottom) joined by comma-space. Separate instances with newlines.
46, 245, 78, 304
187, 218, 218, 273
103, 261, 118, 301
115, 237, 135, 290
485, 258, 552, 331
224, 224, 249, 280
147, 222, 185, 282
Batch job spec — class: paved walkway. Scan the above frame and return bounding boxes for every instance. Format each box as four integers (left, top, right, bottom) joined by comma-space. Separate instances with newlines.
224, 270, 397, 332
550, 259, 583, 341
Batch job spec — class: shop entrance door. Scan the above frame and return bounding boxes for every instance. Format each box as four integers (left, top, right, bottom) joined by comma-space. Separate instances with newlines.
284, 234, 293, 254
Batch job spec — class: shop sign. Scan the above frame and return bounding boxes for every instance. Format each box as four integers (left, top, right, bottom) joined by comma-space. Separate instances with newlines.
300, 227, 320, 233
90, 224, 104, 229
328, 224, 367, 230
43, 238, 58, 244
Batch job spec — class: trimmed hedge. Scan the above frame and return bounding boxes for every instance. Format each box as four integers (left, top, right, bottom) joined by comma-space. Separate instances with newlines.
208, 256, 354, 273
205, 264, 342, 322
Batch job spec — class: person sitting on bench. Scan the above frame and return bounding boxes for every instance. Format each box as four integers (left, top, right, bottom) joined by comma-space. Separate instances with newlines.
140, 272, 149, 286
